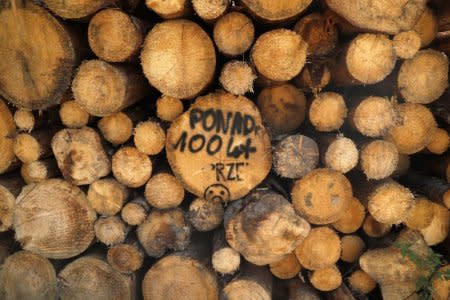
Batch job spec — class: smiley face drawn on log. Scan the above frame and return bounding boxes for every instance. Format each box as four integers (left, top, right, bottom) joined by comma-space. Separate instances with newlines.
204, 184, 230, 203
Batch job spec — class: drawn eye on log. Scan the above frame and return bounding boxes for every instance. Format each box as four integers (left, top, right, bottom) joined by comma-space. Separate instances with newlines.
204, 184, 230, 203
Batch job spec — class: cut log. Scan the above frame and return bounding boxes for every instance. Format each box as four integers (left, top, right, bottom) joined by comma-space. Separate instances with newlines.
20, 158, 60, 184
213, 12, 255, 56
348, 96, 397, 137
98, 112, 133, 145
431, 265, 450, 300
88, 8, 147, 62
142, 243, 218, 300
321, 135, 359, 174
294, 226, 341, 270
134, 120, 166, 156
166, 92, 272, 202
188, 197, 224, 232
13, 128, 56, 164
226, 191, 311, 265
257, 84, 306, 135
325, 0, 426, 34
222, 262, 272, 300
58, 256, 134, 300
293, 13, 338, 56
211, 229, 240, 275
241, 0, 312, 23
121, 196, 150, 226
94, 215, 129, 246
331, 197, 365, 234
426, 128, 450, 154
137, 208, 191, 257
359, 229, 431, 300
360, 140, 399, 180
141, 19, 216, 99
309, 92, 347, 132
367, 180, 415, 225
362, 214, 391, 238
107, 237, 144, 274
156, 95, 184, 122
52, 127, 111, 185
291, 168, 353, 224
289, 279, 321, 300
145, 172, 184, 209
0, 99, 15, 174
412, 8, 438, 47
43, 0, 114, 19
251, 29, 307, 82
272, 134, 319, 179
340, 235, 365, 263
331, 34, 396, 86
112, 146, 152, 188
145, 0, 189, 19
393, 30, 421, 59
419, 202, 450, 246
0, 251, 57, 300
309, 265, 342, 292
0, 1, 83, 109
403, 197, 435, 230
13, 109, 34, 132
397, 49, 448, 104
219, 60, 256, 96
348, 270, 377, 294
59, 100, 90, 129
192, 0, 228, 22
384, 103, 437, 154
14, 179, 96, 259
88, 178, 128, 216
73, 60, 149, 117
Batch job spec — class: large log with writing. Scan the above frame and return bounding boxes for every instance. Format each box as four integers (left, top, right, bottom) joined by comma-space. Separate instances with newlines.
166, 92, 272, 202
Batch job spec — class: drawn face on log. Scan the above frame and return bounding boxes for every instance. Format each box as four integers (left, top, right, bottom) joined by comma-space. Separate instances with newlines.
204, 184, 230, 203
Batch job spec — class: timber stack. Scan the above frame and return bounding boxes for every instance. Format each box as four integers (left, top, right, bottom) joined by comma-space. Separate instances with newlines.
0, 0, 449, 299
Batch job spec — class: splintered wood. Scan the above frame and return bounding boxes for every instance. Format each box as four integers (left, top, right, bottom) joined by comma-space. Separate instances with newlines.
0, 0, 449, 299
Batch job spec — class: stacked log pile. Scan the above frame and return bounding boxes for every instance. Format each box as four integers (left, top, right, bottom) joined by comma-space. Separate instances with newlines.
0, 0, 449, 299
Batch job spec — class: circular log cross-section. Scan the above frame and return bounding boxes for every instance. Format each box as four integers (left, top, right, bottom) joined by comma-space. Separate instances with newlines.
142, 255, 218, 300
14, 179, 96, 259
0, 251, 57, 300
58, 256, 134, 300
73, 60, 149, 117
251, 29, 308, 82
213, 12, 255, 56
0, 1, 80, 110
141, 19, 216, 99
88, 8, 146, 62
166, 92, 272, 202
291, 168, 353, 224
241, 0, 312, 23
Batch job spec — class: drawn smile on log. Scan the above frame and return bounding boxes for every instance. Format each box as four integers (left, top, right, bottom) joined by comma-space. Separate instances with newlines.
204, 184, 230, 203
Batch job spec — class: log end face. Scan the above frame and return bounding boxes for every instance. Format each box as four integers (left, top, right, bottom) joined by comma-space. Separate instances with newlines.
291, 168, 352, 224
251, 29, 307, 82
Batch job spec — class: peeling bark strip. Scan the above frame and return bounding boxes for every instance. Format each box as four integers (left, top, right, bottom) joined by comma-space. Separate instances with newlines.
166, 92, 272, 202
